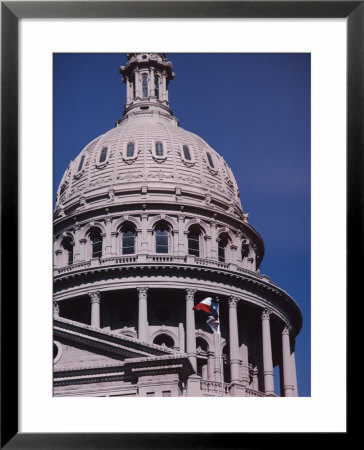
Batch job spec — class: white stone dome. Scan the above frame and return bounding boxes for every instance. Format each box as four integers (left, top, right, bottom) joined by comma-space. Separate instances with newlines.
55, 113, 242, 216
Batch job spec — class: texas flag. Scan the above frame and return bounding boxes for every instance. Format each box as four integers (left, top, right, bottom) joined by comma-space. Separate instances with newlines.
193, 297, 219, 320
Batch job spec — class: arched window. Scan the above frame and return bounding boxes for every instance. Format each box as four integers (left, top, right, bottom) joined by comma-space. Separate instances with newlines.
155, 141, 164, 157
77, 155, 85, 172
61, 236, 74, 266
154, 75, 159, 99
120, 223, 136, 255
99, 147, 108, 164
142, 74, 148, 98
155, 222, 169, 253
183, 145, 192, 161
126, 142, 135, 158
206, 152, 215, 168
153, 333, 174, 348
218, 233, 230, 262
188, 226, 201, 257
89, 227, 103, 258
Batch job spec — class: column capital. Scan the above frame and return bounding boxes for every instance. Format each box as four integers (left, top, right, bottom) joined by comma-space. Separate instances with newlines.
261, 308, 272, 320
186, 289, 197, 301
88, 291, 100, 304
137, 287, 149, 299
228, 296, 239, 308
282, 323, 292, 335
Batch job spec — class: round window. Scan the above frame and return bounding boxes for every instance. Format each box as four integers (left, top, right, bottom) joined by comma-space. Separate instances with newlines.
155, 305, 171, 322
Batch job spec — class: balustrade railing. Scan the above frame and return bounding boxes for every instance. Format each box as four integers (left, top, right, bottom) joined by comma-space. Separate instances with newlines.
194, 257, 229, 270
54, 254, 271, 284
200, 379, 229, 395
245, 388, 267, 397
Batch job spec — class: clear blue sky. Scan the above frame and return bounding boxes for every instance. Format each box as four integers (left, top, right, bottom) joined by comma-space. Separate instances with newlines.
54, 53, 311, 397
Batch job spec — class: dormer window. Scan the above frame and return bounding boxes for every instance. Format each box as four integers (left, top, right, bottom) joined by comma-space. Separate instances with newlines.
183, 145, 191, 161
155, 142, 164, 156
99, 147, 108, 163
155, 75, 160, 99
77, 155, 85, 172
142, 74, 148, 98
127, 142, 135, 158
206, 152, 215, 168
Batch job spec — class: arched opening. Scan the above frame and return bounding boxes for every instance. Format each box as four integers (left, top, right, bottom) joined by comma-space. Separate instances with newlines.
153, 333, 174, 348
188, 225, 203, 257
88, 227, 103, 259
218, 233, 230, 263
120, 222, 136, 255
154, 221, 170, 254
61, 236, 74, 266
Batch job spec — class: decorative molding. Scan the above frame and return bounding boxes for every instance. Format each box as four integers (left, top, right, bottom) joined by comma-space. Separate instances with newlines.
186, 289, 197, 301
88, 291, 101, 304
261, 308, 272, 320
228, 296, 239, 308
137, 287, 148, 299
282, 324, 292, 335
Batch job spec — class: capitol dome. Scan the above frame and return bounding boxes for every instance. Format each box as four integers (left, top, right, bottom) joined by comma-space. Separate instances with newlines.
53, 53, 302, 398
55, 109, 243, 219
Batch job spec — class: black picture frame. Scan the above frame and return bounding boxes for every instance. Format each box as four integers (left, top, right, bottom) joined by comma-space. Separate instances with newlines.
1, 1, 358, 448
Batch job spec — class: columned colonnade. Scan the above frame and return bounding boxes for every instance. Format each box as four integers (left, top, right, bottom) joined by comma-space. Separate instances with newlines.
53, 289, 298, 396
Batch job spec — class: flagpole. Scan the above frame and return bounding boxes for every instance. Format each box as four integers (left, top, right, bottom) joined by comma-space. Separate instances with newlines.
216, 298, 224, 397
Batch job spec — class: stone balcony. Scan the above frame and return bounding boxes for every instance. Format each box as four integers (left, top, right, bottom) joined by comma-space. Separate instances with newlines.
53, 254, 274, 285
200, 379, 268, 397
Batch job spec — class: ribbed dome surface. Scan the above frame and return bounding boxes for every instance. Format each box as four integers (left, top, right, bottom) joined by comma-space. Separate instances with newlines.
55, 113, 242, 212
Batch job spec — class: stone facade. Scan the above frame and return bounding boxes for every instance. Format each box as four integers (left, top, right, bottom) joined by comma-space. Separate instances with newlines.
53, 53, 302, 397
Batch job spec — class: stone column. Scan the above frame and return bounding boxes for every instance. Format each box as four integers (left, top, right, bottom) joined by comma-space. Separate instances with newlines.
89, 291, 101, 328
53, 301, 60, 319
162, 72, 167, 101
210, 221, 217, 259
213, 332, 222, 382
282, 324, 295, 397
185, 289, 197, 372
290, 343, 299, 396
126, 76, 131, 103
228, 297, 241, 383
240, 316, 250, 386
79, 238, 87, 260
178, 215, 185, 255
204, 235, 211, 259
135, 69, 140, 98
261, 308, 275, 395
74, 225, 81, 261
137, 287, 149, 342
150, 67, 155, 97
111, 231, 118, 256
104, 217, 112, 256
230, 244, 238, 264
207, 351, 214, 381
140, 213, 149, 253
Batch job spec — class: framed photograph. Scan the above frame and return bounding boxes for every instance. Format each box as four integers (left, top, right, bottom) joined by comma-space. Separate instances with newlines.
1, 1, 358, 448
